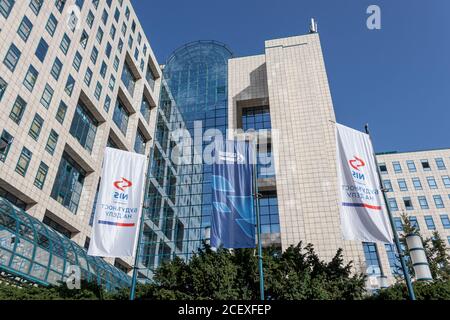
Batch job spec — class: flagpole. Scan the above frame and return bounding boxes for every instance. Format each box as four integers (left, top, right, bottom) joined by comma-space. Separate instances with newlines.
364, 124, 416, 300
252, 135, 265, 301
129, 154, 151, 301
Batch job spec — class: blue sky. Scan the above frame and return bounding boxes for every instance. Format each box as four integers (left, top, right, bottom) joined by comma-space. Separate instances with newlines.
131, 0, 450, 153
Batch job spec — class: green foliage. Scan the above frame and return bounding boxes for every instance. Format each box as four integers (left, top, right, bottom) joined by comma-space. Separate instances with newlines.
110, 242, 366, 300
0, 280, 105, 300
371, 280, 450, 300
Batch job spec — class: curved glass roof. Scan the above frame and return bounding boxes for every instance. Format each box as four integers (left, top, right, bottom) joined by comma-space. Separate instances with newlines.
0, 197, 131, 290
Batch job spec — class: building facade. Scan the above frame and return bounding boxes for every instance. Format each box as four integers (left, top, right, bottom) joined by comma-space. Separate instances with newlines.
0, 0, 161, 286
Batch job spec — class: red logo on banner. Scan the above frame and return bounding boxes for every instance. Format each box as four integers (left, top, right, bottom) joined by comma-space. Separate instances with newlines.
349, 156, 365, 171
113, 178, 133, 191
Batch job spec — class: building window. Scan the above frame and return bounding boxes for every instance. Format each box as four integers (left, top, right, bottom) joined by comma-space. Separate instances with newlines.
45, 14, 58, 36
90, 46, 98, 64
146, 65, 157, 90
259, 191, 280, 234
109, 75, 116, 91
412, 177, 422, 190
60, 33, 71, 55
40, 84, 54, 109
0, 130, 14, 162
73, 51, 82, 71
424, 216, 436, 230
242, 106, 271, 131
9, 95, 27, 124
421, 159, 431, 171
379, 163, 388, 174
101, 9, 108, 25
388, 198, 399, 211
418, 196, 429, 209
42, 215, 72, 238
34, 161, 49, 189
51, 152, 86, 214
113, 56, 120, 71
55, 101, 67, 124
3, 43, 21, 72
69, 101, 98, 153
140, 96, 151, 123
406, 160, 416, 172
427, 176, 438, 189
113, 98, 129, 135
15, 147, 32, 177
392, 161, 402, 173
118, 38, 123, 53
23, 65, 39, 92
403, 197, 413, 210
29, 113, 44, 140
121, 62, 137, 97
50, 58, 63, 81
94, 82, 102, 100
0, 0, 14, 18
110, 24, 116, 40
384, 244, 402, 277
440, 214, 450, 229
64, 75, 75, 97
409, 216, 420, 230
55, 0, 66, 13
84, 68, 93, 86
35, 38, 49, 62
86, 10, 94, 28
134, 48, 139, 60
17, 16, 33, 42
80, 30, 89, 49
383, 179, 393, 192
443, 176, 450, 188
100, 61, 107, 78
433, 195, 445, 209
134, 129, 146, 154
435, 158, 446, 170
0, 76, 7, 101
105, 42, 112, 58
104, 95, 111, 113
393, 217, 403, 231
362, 243, 381, 276
96, 27, 104, 44
397, 179, 408, 191
45, 129, 59, 155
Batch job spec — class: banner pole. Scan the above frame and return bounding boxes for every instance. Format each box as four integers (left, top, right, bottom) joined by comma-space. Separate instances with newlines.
252, 135, 265, 301
129, 155, 151, 301
364, 124, 416, 300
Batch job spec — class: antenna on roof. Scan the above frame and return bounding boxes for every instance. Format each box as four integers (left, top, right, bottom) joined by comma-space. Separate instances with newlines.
309, 18, 318, 33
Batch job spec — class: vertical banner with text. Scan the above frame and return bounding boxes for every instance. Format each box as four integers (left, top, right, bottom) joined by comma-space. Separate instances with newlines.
88, 148, 147, 257
336, 123, 393, 243
211, 140, 256, 249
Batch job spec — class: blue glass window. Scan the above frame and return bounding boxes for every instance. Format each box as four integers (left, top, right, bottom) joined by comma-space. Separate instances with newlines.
23, 65, 39, 91
140, 96, 151, 123
80, 30, 89, 49
50, 58, 63, 80
418, 196, 429, 209
96, 27, 104, 44
40, 84, 54, 109
109, 75, 115, 91
134, 129, 146, 155
388, 198, 399, 211
0, 0, 14, 18
392, 161, 402, 173
424, 216, 436, 230
35, 38, 49, 62
54, 0, 65, 13
385, 244, 403, 277
15, 147, 32, 177
34, 161, 49, 189
9, 95, 27, 124
435, 158, 446, 170
64, 75, 75, 97
121, 62, 136, 96
3, 43, 21, 72
69, 101, 98, 153
433, 195, 445, 209
60, 33, 71, 55
73, 51, 82, 71
0, 76, 7, 101
259, 191, 279, 234
101, 9, 108, 25
393, 217, 403, 231
29, 0, 42, 16
45, 129, 58, 155
406, 160, 416, 172
51, 152, 86, 214
397, 179, 408, 191
440, 214, 450, 229
412, 177, 422, 190
90, 46, 98, 64
17, 16, 33, 42
443, 176, 450, 188
427, 177, 438, 189
383, 179, 393, 192
146, 65, 157, 90
409, 216, 420, 230
104, 95, 111, 113
0, 130, 14, 162
86, 10, 94, 28
55, 101, 67, 124
28, 113, 44, 140
113, 98, 129, 135
94, 82, 102, 100
84, 68, 93, 86
363, 243, 381, 276
45, 14, 58, 36
242, 106, 271, 131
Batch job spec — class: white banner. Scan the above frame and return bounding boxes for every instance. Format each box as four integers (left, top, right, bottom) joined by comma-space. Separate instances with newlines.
336, 123, 393, 243
88, 148, 147, 257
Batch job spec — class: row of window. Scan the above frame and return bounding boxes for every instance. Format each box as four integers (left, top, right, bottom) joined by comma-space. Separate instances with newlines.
383, 176, 450, 192
387, 194, 449, 211
379, 158, 447, 174
393, 214, 450, 231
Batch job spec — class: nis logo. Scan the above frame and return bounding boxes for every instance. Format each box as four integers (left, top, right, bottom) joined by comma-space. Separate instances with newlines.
113, 177, 132, 200
349, 156, 366, 181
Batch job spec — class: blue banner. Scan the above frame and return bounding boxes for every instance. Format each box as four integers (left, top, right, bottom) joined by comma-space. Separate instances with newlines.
211, 140, 256, 248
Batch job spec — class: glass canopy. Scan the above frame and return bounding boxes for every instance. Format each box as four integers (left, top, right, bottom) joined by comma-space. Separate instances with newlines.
0, 197, 131, 290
